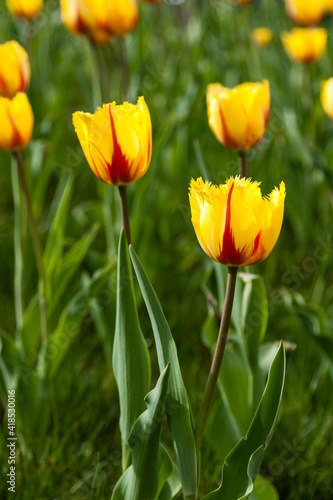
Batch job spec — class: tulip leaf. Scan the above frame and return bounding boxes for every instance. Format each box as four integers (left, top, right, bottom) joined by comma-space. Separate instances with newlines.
43, 174, 75, 289
129, 245, 197, 499
203, 342, 285, 500
113, 229, 151, 470
111, 364, 173, 500
248, 475, 279, 500
39, 261, 115, 380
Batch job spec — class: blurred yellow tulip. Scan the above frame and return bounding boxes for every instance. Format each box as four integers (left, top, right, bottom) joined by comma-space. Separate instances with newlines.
73, 97, 152, 186
251, 27, 273, 47
324, 0, 333, 13
189, 176, 286, 267
60, 0, 139, 45
0, 93, 34, 152
281, 28, 327, 64
321, 78, 333, 120
0, 41, 30, 99
285, 0, 325, 25
207, 81, 270, 152
6, 0, 43, 19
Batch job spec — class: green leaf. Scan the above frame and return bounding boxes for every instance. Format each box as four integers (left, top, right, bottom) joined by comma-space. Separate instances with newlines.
158, 468, 182, 500
50, 222, 101, 314
248, 475, 279, 500
113, 229, 151, 469
39, 261, 115, 380
239, 273, 268, 370
112, 365, 173, 500
19, 295, 41, 364
219, 336, 253, 433
130, 245, 197, 499
43, 174, 74, 292
203, 342, 285, 500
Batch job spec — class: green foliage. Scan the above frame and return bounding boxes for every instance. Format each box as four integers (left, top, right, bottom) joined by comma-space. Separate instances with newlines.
112, 229, 151, 470
130, 246, 198, 499
203, 343, 285, 500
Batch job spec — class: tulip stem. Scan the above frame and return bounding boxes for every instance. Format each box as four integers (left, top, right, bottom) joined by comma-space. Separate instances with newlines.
118, 185, 132, 245
119, 38, 129, 101
15, 151, 48, 343
239, 151, 248, 178
195, 265, 238, 456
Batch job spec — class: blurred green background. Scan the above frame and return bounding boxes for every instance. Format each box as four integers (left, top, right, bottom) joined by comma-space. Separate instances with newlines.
0, 0, 333, 498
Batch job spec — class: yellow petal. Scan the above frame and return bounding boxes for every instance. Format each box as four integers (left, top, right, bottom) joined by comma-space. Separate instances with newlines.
321, 78, 333, 120
6, 0, 43, 19
206, 81, 270, 151
0, 93, 34, 152
189, 176, 286, 267
281, 28, 327, 64
0, 41, 30, 99
73, 96, 152, 186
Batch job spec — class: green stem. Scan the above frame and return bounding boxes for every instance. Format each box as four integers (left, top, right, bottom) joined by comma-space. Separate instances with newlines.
10, 159, 23, 330
118, 185, 132, 245
195, 266, 238, 456
239, 150, 248, 178
118, 38, 129, 101
15, 151, 48, 343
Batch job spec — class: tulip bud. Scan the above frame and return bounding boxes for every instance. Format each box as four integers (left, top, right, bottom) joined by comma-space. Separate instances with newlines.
321, 78, 333, 120
284, 0, 325, 26
73, 97, 152, 186
207, 81, 270, 152
0, 41, 30, 99
60, 0, 139, 45
281, 28, 327, 64
6, 0, 43, 19
0, 93, 34, 152
189, 176, 286, 267
251, 28, 273, 48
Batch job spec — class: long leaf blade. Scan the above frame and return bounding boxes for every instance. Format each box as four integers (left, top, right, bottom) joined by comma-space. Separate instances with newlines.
129, 245, 197, 498
203, 342, 285, 500
113, 229, 151, 469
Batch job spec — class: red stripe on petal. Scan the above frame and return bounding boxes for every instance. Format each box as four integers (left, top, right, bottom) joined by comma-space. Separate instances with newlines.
219, 182, 246, 266
0, 74, 8, 95
251, 230, 262, 258
108, 104, 133, 185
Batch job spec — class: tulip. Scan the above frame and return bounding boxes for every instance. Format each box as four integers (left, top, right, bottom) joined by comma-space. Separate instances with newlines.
6, 0, 43, 19
281, 28, 327, 64
207, 81, 270, 152
324, 0, 333, 14
0, 93, 34, 152
251, 27, 273, 47
73, 97, 152, 186
189, 176, 285, 267
0, 41, 30, 99
321, 78, 333, 120
60, 0, 139, 45
284, 0, 325, 26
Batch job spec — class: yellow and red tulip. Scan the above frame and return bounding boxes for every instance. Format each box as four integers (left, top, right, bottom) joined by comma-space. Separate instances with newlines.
189, 176, 285, 267
60, 0, 139, 45
284, 0, 325, 26
251, 27, 273, 48
0, 93, 34, 152
6, 0, 43, 19
321, 78, 333, 120
207, 81, 270, 152
281, 28, 327, 64
73, 97, 152, 186
0, 41, 30, 99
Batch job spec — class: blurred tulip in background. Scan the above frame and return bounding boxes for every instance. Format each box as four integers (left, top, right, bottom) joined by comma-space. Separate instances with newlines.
0, 41, 30, 99
321, 78, 333, 120
0, 93, 34, 152
251, 27, 273, 47
6, 0, 43, 19
60, 0, 139, 45
207, 81, 270, 151
284, 0, 325, 26
281, 27, 327, 64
